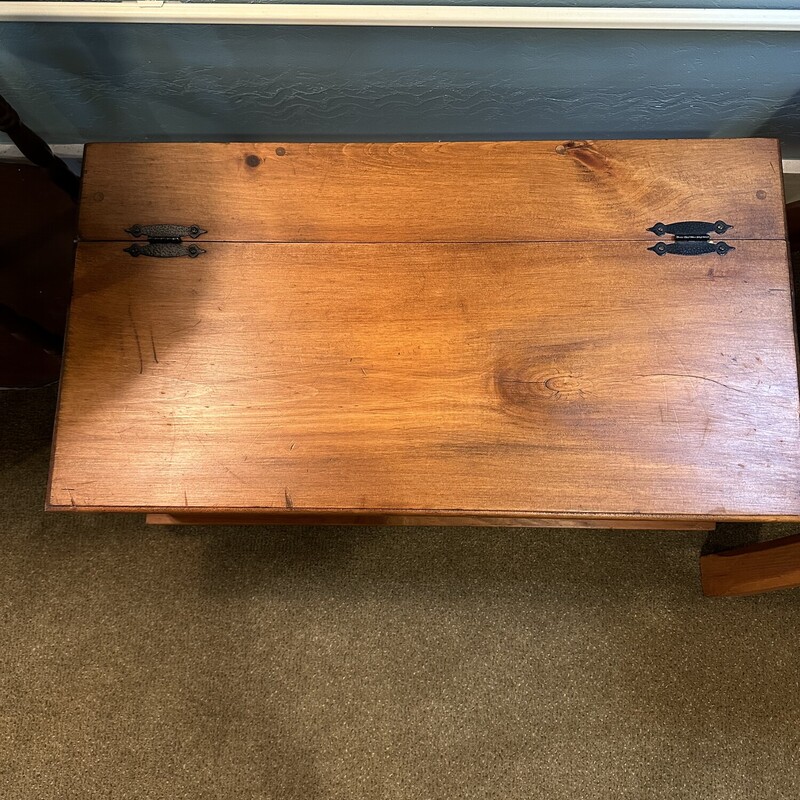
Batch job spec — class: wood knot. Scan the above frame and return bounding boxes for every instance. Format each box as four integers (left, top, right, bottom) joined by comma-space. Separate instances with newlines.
556, 140, 590, 155
556, 140, 610, 175
494, 357, 591, 420
543, 375, 588, 399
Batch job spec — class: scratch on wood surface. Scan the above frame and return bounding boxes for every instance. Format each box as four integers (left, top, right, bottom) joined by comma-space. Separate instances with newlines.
284, 488, 294, 509
660, 380, 684, 442
150, 329, 159, 363
671, 405, 684, 442
191, 434, 257, 488
64, 488, 76, 507
127, 302, 144, 374
651, 325, 721, 447
178, 353, 197, 380
166, 411, 177, 465
222, 464, 249, 486
184, 489, 188, 507
290, 442, 296, 450
701, 417, 712, 446
639, 373, 748, 395
169, 319, 202, 337
361, 367, 367, 377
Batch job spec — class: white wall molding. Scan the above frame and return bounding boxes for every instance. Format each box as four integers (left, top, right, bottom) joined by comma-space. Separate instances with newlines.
0, 144, 85, 162
1, 2, 799, 31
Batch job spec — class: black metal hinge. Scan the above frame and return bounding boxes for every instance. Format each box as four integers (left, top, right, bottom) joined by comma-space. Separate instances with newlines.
647, 220, 734, 257
124, 224, 207, 258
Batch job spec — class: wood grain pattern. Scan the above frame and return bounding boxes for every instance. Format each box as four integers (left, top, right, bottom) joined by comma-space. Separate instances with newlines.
78, 140, 786, 243
146, 513, 715, 530
49, 239, 800, 517
701, 534, 800, 596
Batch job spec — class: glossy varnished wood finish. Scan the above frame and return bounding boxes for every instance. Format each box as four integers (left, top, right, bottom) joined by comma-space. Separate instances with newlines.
147, 514, 715, 530
49, 239, 800, 517
78, 140, 786, 243
701, 535, 800, 596
697, 201, 800, 595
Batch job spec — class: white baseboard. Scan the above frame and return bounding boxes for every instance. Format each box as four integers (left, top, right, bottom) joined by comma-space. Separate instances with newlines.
1, 3, 800, 31
0, 144, 84, 161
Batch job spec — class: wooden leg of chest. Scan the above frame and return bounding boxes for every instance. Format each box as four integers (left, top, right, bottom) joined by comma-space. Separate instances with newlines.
701, 534, 800, 596
145, 513, 715, 531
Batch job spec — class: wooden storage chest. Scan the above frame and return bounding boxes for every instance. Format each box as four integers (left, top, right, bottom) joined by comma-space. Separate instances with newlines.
48, 139, 800, 529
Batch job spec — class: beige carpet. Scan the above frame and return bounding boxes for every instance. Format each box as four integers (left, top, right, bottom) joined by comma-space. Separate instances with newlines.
2, 386, 800, 800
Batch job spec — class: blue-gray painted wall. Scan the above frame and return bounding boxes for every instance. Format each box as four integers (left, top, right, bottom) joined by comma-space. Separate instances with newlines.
1, 22, 799, 153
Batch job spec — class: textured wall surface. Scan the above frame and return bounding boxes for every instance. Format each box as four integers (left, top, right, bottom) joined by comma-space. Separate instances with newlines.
1, 23, 799, 154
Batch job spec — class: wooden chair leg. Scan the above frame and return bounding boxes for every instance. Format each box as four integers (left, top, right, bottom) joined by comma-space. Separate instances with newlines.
701, 534, 800, 597
0, 91, 80, 201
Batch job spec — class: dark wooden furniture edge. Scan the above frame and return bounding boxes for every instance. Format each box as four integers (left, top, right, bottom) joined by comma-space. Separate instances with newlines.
698, 197, 800, 597
701, 534, 800, 596
144, 513, 716, 530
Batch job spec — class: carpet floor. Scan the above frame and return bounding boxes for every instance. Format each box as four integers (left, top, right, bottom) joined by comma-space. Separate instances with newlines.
2, 386, 799, 799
